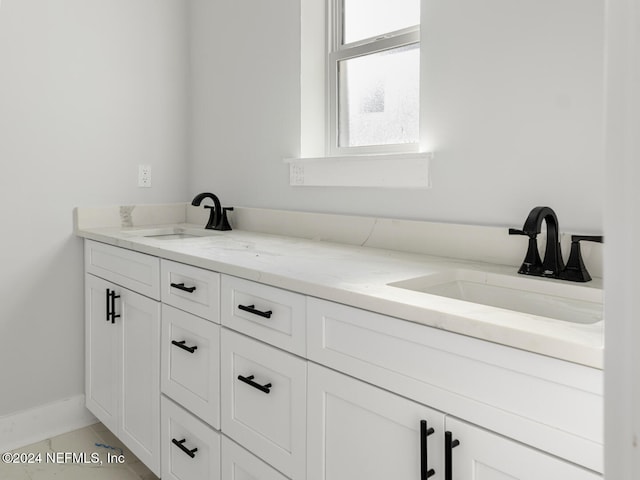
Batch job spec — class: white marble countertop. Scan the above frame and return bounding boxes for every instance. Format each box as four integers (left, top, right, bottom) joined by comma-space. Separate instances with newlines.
76, 218, 604, 369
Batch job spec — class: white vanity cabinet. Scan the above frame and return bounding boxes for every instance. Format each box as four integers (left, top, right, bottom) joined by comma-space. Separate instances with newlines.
84, 241, 161, 476
306, 297, 603, 479
82, 237, 603, 480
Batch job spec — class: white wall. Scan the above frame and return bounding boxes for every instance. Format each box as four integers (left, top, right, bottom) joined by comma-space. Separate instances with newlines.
0, 0, 189, 417
189, 0, 605, 233
188, 0, 301, 216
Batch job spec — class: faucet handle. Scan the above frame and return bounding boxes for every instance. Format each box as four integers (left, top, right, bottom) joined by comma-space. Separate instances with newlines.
508, 228, 537, 238
571, 235, 603, 244
559, 235, 603, 282
509, 227, 544, 275
215, 207, 234, 231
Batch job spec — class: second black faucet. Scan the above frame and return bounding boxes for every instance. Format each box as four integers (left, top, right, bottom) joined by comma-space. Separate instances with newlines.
509, 206, 602, 282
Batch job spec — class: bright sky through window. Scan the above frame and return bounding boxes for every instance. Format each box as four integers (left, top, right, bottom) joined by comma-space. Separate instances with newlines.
342, 0, 420, 45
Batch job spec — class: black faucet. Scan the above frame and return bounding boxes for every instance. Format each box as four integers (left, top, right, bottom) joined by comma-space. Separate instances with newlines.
509, 206, 563, 277
191, 192, 233, 231
509, 206, 602, 282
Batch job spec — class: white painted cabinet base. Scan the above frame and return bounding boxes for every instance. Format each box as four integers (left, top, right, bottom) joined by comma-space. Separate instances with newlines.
84, 239, 603, 480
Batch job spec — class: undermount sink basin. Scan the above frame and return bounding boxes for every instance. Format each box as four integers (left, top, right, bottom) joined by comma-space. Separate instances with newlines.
388, 269, 603, 324
121, 226, 222, 240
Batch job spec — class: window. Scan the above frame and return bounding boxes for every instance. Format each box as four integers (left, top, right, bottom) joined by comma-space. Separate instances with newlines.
292, 0, 430, 188
329, 0, 421, 155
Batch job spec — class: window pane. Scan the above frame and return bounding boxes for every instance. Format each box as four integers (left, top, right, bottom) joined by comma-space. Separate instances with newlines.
343, 0, 420, 44
338, 43, 419, 148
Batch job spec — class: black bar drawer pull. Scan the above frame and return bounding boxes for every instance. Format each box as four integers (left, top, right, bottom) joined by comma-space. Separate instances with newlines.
237, 374, 272, 394
238, 304, 272, 319
171, 282, 197, 293
106, 289, 120, 324
420, 420, 435, 479
171, 340, 198, 353
105, 289, 110, 322
171, 438, 198, 458
445, 431, 460, 480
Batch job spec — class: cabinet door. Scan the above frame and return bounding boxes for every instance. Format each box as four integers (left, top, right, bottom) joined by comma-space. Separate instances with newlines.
85, 273, 161, 476
307, 362, 444, 480
118, 287, 161, 475
85, 274, 119, 434
445, 417, 601, 480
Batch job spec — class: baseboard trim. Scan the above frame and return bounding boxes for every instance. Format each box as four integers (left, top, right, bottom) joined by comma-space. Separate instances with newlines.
0, 395, 97, 452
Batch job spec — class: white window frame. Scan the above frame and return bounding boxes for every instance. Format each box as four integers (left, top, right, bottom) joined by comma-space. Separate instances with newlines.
288, 0, 431, 188
327, 0, 421, 156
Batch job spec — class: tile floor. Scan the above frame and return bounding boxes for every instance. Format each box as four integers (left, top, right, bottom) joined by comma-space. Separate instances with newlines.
0, 423, 159, 480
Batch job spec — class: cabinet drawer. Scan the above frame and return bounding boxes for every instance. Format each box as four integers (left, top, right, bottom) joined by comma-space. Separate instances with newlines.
221, 275, 306, 355
161, 396, 221, 480
161, 259, 220, 322
221, 328, 306, 479
85, 240, 160, 299
307, 297, 603, 473
222, 436, 289, 480
161, 304, 220, 428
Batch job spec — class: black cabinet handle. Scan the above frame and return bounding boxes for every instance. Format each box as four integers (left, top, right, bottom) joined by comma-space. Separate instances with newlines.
420, 420, 435, 479
110, 290, 120, 324
171, 282, 197, 293
171, 340, 198, 353
238, 304, 272, 319
171, 438, 198, 458
105, 289, 110, 322
237, 374, 272, 394
445, 431, 460, 480
106, 289, 120, 324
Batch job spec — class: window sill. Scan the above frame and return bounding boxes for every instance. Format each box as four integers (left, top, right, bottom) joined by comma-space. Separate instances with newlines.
284, 152, 433, 189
